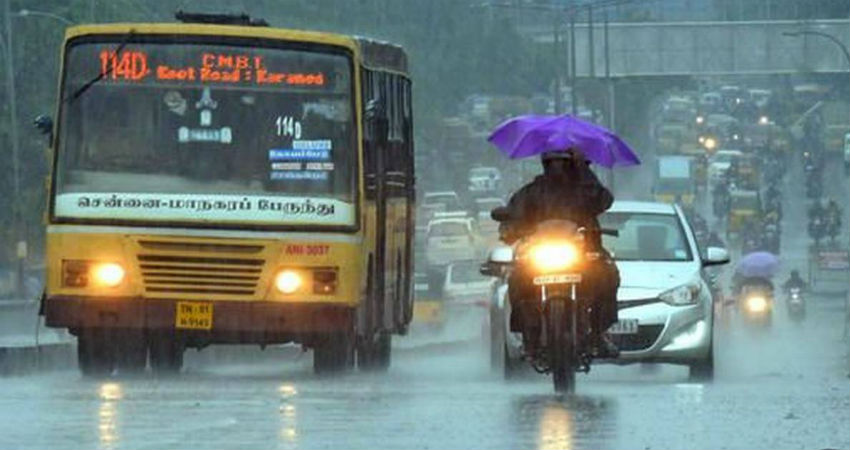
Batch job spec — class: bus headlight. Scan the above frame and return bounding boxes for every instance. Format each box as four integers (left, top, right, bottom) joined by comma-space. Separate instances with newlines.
530, 242, 580, 273
274, 270, 303, 294
92, 263, 126, 288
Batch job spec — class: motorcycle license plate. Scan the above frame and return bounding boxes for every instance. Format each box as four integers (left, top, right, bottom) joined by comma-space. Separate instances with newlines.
607, 319, 638, 335
533, 273, 582, 285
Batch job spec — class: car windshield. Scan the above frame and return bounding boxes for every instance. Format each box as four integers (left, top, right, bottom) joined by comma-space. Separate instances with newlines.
600, 212, 693, 261
55, 39, 356, 227
428, 221, 470, 237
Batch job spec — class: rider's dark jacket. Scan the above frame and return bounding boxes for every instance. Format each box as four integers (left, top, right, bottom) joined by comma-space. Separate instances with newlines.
501, 162, 613, 246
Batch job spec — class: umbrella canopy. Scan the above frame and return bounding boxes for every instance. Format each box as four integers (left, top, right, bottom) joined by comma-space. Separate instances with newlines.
487, 114, 641, 168
735, 251, 781, 279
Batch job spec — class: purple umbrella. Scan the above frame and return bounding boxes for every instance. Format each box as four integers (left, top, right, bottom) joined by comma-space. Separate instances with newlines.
487, 114, 641, 168
735, 252, 781, 279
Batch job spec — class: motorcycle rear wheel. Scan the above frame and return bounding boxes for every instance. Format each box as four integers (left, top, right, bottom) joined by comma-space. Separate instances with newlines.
548, 298, 576, 394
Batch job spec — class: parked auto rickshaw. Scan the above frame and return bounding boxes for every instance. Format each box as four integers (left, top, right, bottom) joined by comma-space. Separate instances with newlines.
727, 190, 761, 236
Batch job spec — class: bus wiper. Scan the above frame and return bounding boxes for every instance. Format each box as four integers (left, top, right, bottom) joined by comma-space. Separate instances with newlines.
66, 30, 136, 103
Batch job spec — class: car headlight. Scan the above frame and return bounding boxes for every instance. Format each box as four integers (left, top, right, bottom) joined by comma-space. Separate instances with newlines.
703, 137, 717, 150
529, 242, 580, 273
659, 281, 702, 305
274, 270, 303, 294
745, 295, 768, 313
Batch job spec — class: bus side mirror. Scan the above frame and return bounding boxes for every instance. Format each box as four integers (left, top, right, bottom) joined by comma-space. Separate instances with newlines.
34, 115, 53, 138
365, 98, 389, 146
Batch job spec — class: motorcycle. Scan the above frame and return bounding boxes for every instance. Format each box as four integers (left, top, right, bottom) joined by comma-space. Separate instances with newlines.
809, 216, 826, 247
762, 224, 780, 254
739, 282, 774, 328
826, 213, 841, 242
786, 287, 806, 322
490, 208, 618, 393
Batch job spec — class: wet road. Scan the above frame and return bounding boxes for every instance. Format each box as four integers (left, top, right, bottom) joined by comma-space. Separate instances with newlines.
0, 294, 847, 450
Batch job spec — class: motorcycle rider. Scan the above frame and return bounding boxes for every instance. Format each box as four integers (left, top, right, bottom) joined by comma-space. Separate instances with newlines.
825, 199, 842, 240
498, 149, 620, 358
782, 270, 808, 292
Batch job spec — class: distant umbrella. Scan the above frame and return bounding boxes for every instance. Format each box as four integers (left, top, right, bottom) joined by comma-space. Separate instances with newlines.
487, 114, 641, 168
735, 251, 781, 279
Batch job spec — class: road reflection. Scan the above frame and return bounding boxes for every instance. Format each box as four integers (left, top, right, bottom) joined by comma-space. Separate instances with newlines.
278, 383, 299, 449
513, 394, 616, 450
97, 383, 123, 450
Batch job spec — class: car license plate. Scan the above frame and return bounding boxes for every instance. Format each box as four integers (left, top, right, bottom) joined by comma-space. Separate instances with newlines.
533, 273, 582, 285
175, 301, 213, 330
607, 319, 638, 335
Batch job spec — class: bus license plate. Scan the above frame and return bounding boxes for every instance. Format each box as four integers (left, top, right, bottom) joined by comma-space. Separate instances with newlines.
175, 301, 213, 330
607, 319, 638, 335
533, 274, 582, 285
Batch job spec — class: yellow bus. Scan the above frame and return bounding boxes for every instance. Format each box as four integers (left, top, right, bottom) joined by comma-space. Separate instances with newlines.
41, 13, 415, 375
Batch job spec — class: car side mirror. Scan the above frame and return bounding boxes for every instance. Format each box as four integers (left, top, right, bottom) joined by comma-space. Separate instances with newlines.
703, 246, 730, 266
480, 245, 514, 277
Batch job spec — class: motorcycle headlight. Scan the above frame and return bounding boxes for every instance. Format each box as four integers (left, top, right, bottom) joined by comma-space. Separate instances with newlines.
745, 295, 768, 312
703, 137, 717, 150
529, 242, 580, 273
659, 281, 702, 305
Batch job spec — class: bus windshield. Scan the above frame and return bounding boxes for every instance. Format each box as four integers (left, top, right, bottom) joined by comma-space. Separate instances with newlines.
54, 39, 356, 227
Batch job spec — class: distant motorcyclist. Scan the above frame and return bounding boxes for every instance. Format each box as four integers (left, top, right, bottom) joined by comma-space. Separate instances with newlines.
825, 199, 842, 241
782, 270, 808, 293
498, 149, 620, 358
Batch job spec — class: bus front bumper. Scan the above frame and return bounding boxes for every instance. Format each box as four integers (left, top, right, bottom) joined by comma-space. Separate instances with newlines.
43, 296, 352, 344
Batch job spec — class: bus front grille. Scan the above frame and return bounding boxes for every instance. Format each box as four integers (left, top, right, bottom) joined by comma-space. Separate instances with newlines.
138, 254, 263, 296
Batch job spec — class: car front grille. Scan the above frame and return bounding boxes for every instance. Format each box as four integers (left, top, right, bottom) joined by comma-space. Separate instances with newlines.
610, 324, 664, 352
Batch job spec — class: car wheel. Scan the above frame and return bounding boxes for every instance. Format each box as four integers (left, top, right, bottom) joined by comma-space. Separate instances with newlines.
688, 343, 714, 382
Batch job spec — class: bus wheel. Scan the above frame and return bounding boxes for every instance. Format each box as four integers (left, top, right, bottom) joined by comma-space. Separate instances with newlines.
358, 332, 392, 372
148, 331, 184, 375
116, 329, 147, 374
77, 328, 115, 377
313, 332, 355, 374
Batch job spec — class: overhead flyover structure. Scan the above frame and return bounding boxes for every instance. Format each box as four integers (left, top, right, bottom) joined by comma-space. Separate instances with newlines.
522, 19, 850, 77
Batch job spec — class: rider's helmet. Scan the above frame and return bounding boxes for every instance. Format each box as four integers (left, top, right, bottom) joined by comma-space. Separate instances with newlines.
790, 270, 800, 279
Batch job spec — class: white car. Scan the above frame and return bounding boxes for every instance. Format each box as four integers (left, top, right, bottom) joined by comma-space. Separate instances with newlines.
422, 191, 461, 211
487, 201, 729, 380
473, 197, 504, 237
599, 201, 729, 379
443, 260, 496, 306
708, 149, 743, 184
468, 167, 502, 193
425, 217, 477, 267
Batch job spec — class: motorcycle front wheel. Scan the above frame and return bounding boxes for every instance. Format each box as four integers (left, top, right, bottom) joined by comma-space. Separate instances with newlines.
548, 297, 576, 393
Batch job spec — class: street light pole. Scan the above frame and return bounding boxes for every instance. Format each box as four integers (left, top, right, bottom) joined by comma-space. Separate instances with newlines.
783, 30, 850, 69
3, 0, 24, 297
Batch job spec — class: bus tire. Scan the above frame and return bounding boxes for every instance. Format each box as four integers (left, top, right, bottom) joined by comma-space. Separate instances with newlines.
77, 328, 115, 377
116, 329, 147, 374
148, 331, 184, 375
358, 332, 391, 372
313, 332, 355, 374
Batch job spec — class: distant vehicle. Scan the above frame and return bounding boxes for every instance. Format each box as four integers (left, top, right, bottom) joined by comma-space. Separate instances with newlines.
748, 89, 772, 110
467, 166, 502, 194
412, 271, 445, 329
656, 123, 697, 155
699, 92, 723, 113
422, 191, 461, 211
653, 156, 695, 205
708, 149, 743, 184
443, 260, 496, 306
425, 217, 477, 267
662, 96, 697, 122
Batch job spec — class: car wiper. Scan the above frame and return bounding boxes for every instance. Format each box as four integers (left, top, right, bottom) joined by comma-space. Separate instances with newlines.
66, 30, 136, 103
